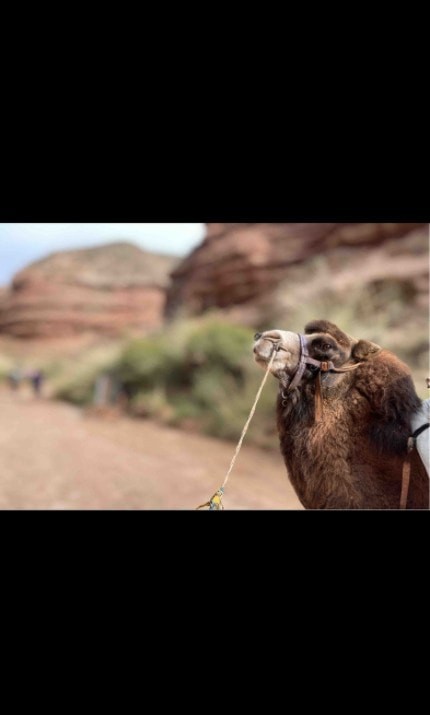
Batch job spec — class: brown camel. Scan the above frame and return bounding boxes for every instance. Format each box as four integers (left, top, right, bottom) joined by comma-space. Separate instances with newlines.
253, 320, 429, 510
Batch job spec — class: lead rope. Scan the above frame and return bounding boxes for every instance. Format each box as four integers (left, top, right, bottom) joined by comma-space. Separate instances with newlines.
196, 349, 277, 510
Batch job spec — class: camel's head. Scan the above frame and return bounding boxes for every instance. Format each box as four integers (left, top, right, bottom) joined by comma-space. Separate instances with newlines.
253, 329, 301, 378
253, 320, 380, 387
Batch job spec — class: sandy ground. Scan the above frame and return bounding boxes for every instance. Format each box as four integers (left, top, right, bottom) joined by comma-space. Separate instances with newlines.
0, 388, 302, 510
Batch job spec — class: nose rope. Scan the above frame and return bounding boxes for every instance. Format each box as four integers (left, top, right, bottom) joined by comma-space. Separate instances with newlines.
222, 347, 277, 489
196, 346, 277, 510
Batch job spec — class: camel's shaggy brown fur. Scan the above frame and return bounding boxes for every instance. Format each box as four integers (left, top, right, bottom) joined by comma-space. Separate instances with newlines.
256, 320, 429, 510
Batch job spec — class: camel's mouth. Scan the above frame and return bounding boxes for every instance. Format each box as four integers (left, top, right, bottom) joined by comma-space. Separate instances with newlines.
253, 330, 301, 378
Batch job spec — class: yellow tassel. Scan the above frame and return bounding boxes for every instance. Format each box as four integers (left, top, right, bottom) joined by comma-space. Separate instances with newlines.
196, 488, 224, 511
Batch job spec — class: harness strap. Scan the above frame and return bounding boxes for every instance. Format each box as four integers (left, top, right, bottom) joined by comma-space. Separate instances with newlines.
400, 452, 412, 510
286, 334, 363, 393
412, 423, 430, 441
314, 373, 324, 422
288, 335, 317, 390
283, 335, 363, 423
330, 363, 365, 373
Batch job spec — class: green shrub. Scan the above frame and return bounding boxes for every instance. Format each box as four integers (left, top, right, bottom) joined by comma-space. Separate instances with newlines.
129, 387, 174, 421
56, 378, 95, 406
0, 354, 13, 382
186, 321, 253, 373
51, 343, 123, 406
52, 317, 281, 448
113, 317, 279, 444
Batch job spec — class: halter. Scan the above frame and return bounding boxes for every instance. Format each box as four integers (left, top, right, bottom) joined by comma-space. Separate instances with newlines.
278, 333, 363, 421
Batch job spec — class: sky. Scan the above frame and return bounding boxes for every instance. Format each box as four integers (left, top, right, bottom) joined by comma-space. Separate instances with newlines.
0, 223, 205, 286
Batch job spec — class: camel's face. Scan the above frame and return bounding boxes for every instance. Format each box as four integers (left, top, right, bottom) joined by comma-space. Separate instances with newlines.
253, 320, 362, 382
253, 330, 301, 378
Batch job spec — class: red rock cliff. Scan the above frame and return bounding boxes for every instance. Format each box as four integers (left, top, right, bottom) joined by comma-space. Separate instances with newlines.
165, 223, 428, 320
0, 242, 178, 339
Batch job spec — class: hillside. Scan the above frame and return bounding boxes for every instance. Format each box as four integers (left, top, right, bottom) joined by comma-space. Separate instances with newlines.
0, 242, 179, 339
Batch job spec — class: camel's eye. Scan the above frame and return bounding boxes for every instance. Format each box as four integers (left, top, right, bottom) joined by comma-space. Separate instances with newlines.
314, 339, 335, 353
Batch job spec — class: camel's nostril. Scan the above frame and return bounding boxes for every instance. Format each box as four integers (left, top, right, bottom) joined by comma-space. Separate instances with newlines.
254, 332, 262, 341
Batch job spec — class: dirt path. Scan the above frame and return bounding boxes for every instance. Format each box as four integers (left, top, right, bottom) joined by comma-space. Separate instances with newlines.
0, 390, 302, 510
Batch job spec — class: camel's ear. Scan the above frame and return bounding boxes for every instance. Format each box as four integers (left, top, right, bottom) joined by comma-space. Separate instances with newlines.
304, 320, 350, 348
352, 339, 381, 360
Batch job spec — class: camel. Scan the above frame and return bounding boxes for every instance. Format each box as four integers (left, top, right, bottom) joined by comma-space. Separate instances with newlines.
253, 320, 429, 510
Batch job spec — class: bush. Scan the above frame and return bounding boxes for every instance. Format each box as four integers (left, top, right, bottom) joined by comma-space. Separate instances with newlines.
52, 317, 281, 448
56, 377, 95, 406
51, 343, 123, 406
114, 317, 279, 446
118, 335, 188, 393
0, 354, 13, 383
186, 321, 253, 374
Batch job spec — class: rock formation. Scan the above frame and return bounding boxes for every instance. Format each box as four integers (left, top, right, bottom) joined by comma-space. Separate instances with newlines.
165, 223, 429, 385
166, 223, 428, 321
0, 242, 179, 339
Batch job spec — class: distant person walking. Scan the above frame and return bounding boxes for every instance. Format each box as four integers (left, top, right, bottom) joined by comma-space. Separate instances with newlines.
30, 369, 44, 397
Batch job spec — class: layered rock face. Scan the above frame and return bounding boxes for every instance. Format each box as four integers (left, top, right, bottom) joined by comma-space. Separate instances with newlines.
165, 223, 429, 383
0, 242, 178, 338
166, 223, 428, 318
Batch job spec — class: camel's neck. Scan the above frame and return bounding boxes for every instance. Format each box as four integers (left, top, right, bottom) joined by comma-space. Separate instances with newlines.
279, 371, 354, 421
